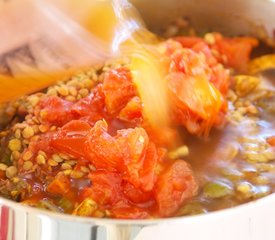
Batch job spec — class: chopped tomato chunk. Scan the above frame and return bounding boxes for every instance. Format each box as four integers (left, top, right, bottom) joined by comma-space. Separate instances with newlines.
88, 171, 124, 206
122, 181, 153, 204
212, 34, 258, 72
85, 120, 123, 171
103, 67, 136, 115
173, 36, 204, 49
46, 174, 70, 196
154, 160, 198, 217
267, 136, 275, 146
38, 96, 73, 126
71, 85, 105, 123
118, 96, 143, 123
50, 120, 90, 158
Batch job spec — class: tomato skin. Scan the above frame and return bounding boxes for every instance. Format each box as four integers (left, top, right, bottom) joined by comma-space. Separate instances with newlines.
174, 34, 258, 72
116, 127, 149, 178
85, 120, 123, 171
50, 120, 90, 158
103, 67, 136, 115
116, 128, 159, 192
137, 143, 159, 192
154, 160, 198, 217
71, 85, 105, 124
122, 181, 153, 204
38, 96, 74, 126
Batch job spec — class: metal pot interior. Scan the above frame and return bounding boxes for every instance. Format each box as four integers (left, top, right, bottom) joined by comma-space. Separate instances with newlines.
0, 0, 275, 238
132, 0, 275, 41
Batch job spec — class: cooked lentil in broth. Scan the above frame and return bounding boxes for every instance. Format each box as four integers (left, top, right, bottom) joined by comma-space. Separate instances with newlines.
0, 28, 275, 219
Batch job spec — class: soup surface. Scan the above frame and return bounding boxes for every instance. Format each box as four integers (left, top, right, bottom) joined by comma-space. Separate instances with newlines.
0, 30, 274, 219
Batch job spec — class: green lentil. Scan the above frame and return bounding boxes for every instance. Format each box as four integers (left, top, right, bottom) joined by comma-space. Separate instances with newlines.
203, 181, 233, 198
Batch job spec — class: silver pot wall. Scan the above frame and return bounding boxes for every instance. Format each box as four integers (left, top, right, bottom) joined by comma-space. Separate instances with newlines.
0, 0, 275, 240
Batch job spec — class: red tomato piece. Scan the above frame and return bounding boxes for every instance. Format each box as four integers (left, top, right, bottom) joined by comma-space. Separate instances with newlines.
168, 72, 223, 122
122, 181, 153, 204
103, 67, 136, 115
38, 96, 74, 126
50, 120, 90, 158
137, 143, 160, 192
88, 170, 124, 206
46, 174, 70, 196
267, 136, 275, 146
71, 84, 105, 123
210, 64, 230, 94
118, 96, 143, 123
212, 34, 258, 71
116, 127, 158, 191
0, 170, 5, 179
85, 120, 123, 171
192, 42, 218, 67
173, 36, 204, 49
154, 160, 198, 217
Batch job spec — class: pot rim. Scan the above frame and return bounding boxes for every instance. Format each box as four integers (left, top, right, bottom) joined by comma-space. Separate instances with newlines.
1, 193, 275, 225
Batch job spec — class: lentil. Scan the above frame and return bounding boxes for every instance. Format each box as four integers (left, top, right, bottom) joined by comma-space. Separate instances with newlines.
8, 139, 22, 151
6, 166, 17, 179
22, 151, 33, 161
23, 161, 33, 171
22, 126, 34, 139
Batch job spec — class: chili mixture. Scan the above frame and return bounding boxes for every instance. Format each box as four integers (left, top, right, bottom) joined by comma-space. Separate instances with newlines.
0, 32, 274, 219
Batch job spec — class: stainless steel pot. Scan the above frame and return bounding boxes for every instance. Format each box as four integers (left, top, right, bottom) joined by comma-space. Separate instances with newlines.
1, 0, 275, 239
